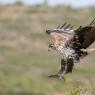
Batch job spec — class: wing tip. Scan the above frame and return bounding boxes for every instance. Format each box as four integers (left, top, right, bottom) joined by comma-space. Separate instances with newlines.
89, 18, 95, 26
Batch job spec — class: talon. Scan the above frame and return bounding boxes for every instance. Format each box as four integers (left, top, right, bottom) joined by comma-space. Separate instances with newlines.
57, 74, 65, 80
48, 74, 65, 80
48, 74, 58, 78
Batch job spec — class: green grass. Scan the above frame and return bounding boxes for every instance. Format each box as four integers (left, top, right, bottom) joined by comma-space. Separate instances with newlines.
0, 51, 95, 95
0, 19, 28, 32
0, 5, 94, 95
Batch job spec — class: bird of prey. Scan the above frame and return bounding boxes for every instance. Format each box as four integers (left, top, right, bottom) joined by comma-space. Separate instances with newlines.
46, 19, 95, 79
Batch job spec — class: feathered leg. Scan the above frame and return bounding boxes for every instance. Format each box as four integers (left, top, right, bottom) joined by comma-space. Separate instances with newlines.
65, 58, 74, 74
58, 59, 66, 74
48, 58, 74, 79
57, 58, 74, 79
57, 59, 67, 80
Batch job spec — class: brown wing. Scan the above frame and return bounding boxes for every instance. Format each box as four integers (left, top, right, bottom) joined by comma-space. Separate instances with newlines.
82, 26, 95, 48
75, 19, 95, 49
50, 32, 73, 47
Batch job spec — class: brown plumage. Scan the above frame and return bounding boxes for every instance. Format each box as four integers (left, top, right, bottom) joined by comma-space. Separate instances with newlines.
74, 20, 95, 49
46, 19, 95, 79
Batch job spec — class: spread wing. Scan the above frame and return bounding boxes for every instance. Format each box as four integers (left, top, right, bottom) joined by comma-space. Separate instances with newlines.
46, 23, 75, 48
50, 32, 74, 47
75, 19, 95, 49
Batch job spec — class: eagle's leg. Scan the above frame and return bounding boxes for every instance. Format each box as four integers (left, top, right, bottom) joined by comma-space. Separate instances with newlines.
65, 58, 74, 74
48, 58, 74, 79
48, 59, 66, 80
57, 59, 66, 79
58, 59, 66, 74
57, 58, 74, 79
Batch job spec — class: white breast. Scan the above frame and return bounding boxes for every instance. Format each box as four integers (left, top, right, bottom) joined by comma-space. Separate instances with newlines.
56, 44, 77, 59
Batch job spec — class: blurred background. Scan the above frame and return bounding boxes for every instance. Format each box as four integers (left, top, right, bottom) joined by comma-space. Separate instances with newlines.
0, 0, 95, 95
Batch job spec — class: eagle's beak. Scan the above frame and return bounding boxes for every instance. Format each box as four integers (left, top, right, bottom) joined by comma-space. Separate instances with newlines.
48, 43, 56, 51
48, 43, 53, 52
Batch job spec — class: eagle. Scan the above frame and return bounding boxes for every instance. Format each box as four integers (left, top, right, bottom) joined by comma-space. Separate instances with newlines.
46, 19, 95, 79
